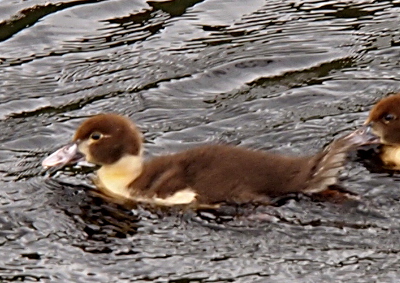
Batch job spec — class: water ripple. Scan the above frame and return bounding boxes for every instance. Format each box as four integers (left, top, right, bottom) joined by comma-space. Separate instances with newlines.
1, 0, 400, 281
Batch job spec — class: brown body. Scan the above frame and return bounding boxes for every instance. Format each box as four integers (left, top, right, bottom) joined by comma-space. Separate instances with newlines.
42, 114, 376, 206
365, 93, 400, 169
130, 145, 315, 204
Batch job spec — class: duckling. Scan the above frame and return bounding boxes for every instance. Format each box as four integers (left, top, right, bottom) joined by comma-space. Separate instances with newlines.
42, 114, 377, 207
365, 93, 400, 169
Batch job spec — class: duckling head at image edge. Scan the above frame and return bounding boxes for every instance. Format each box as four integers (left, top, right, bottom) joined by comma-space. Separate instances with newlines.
365, 93, 400, 169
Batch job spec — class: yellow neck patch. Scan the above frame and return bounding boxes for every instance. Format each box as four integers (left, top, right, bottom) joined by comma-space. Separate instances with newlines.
96, 154, 143, 199
381, 145, 400, 169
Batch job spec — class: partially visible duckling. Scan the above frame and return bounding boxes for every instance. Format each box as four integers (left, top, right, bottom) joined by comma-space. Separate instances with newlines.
42, 114, 377, 207
365, 93, 400, 169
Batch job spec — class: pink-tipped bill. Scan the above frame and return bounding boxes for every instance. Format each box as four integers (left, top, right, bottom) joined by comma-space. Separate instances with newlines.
344, 125, 380, 146
42, 142, 84, 168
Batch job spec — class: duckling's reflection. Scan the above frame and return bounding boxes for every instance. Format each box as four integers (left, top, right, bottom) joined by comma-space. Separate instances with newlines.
47, 179, 141, 239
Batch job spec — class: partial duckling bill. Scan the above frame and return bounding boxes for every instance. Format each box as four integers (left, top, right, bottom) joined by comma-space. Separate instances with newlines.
42, 114, 379, 207
42, 142, 85, 168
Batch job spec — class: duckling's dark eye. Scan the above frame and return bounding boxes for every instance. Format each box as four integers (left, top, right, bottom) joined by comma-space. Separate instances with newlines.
90, 132, 103, 141
382, 113, 396, 123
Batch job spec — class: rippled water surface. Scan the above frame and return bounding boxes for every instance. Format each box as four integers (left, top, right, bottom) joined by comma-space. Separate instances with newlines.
1, 0, 400, 282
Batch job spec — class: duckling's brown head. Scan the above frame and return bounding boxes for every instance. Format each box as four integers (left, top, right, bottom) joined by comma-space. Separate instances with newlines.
365, 94, 400, 145
42, 114, 143, 168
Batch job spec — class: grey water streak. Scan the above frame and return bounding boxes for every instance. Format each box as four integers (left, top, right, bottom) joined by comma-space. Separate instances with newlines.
0, 1, 109, 43
0, 0, 400, 282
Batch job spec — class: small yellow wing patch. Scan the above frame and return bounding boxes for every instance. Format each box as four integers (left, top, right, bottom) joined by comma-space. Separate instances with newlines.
152, 188, 197, 205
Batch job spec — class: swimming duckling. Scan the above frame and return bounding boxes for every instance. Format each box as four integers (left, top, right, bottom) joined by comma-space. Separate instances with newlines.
43, 114, 377, 207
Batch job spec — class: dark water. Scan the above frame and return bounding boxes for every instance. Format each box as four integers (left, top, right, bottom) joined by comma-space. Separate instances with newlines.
0, 0, 400, 282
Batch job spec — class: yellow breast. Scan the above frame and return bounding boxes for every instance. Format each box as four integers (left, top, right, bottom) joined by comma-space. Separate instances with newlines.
95, 154, 198, 206
97, 154, 143, 199
380, 145, 400, 169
